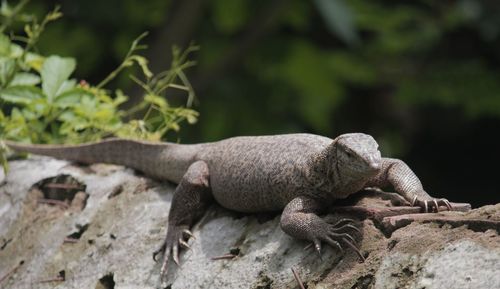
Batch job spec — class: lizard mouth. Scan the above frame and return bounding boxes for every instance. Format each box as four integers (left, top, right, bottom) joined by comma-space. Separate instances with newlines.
368, 161, 380, 171
366, 152, 381, 171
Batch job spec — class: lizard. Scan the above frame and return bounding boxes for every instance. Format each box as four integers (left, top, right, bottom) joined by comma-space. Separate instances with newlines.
4, 133, 453, 280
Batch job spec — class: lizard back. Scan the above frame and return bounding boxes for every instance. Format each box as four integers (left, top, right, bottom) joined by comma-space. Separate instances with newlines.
198, 134, 333, 212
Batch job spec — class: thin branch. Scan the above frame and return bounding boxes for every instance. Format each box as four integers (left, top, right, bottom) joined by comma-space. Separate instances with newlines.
96, 32, 149, 89
291, 267, 306, 289
0, 261, 24, 284
211, 254, 237, 261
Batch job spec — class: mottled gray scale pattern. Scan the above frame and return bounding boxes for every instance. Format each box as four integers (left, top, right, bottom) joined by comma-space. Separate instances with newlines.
280, 196, 327, 240
365, 158, 431, 201
197, 134, 333, 212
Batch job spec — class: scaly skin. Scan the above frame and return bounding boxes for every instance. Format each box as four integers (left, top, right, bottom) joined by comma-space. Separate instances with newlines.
4, 133, 452, 280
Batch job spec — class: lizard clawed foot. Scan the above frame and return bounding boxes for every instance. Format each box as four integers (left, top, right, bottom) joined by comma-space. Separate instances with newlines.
306, 219, 364, 262
411, 195, 453, 213
153, 225, 195, 280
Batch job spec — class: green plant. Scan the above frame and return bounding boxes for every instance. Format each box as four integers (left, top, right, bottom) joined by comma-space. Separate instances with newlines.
0, 1, 199, 171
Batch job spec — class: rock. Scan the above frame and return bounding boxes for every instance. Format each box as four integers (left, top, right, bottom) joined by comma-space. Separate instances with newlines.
0, 157, 498, 289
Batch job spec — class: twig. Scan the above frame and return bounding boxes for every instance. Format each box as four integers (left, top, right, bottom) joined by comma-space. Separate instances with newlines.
37, 199, 69, 209
43, 183, 83, 190
0, 261, 24, 284
37, 276, 64, 283
63, 237, 79, 244
37, 270, 65, 283
211, 254, 237, 261
96, 32, 149, 89
291, 267, 306, 289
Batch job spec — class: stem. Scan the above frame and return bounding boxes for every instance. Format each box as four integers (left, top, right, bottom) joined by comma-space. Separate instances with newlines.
0, 0, 30, 33
96, 32, 148, 89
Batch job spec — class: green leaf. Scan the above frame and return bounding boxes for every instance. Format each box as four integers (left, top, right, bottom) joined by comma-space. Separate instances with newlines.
53, 88, 86, 108
41, 55, 76, 100
0, 85, 43, 105
56, 79, 76, 96
314, 0, 359, 45
0, 56, 15, 85
8, 43, 23, 58
0, 140, 9, 173
0, 34, 11, 55
31, 98, 49, 115
10, 72, 41, 86
21, 107, 37, 120
25, 52, 44, 72
10, 107, 24, 121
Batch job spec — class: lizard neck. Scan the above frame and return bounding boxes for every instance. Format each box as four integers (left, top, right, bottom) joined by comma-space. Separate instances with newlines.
308, 140, 369, 199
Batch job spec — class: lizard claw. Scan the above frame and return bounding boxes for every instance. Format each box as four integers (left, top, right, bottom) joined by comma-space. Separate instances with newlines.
433, 199, 439, 212
155, 224, 195, 281
411, 195, 454, 212
314, 239, 322, 261
179, 239, 191, 250
411, 195, 418, 207
309, 219, 363, 261
330, 218, 356, 227
341, 237, 365, 262
183, 229, 196, 240
153, 243, 165, 262
323, 236, 342, 252
326, 218, 361, 235
172, 245, 180, 266
443, 198, 453, 211
329, 224, 361, 234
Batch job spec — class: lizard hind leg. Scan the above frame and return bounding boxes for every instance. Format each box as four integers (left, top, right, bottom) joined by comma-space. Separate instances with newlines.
154, 160, 212, 281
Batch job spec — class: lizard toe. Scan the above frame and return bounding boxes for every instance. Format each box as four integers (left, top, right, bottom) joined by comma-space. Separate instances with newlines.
328, 218, 356, 227
329, 223, 361, 234
328, 232, 356, 244
341, 237, 365, 262
179, 239, 191, 250
314, 239, 323, 260
159, 245, 172, 280
172, 244, 180, 266
442, 198, 453, 211
413, 196, 454, 213
156, 224, 194, 281
153, 243, 166, 262
182, 229, 196, 240
433, 199, 439, 212
322, 236, 343, 252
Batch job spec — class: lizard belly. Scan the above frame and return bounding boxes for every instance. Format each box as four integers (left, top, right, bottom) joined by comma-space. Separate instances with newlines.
210, 175, 288, 213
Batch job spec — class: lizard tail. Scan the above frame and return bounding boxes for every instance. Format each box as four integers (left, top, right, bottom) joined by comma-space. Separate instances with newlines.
4, 139, 199, 183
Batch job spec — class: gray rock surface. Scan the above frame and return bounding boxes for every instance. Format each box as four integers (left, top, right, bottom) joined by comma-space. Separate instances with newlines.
0, 157, 498, 289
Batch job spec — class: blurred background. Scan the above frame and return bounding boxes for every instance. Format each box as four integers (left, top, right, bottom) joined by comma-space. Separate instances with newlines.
25, 0, 499, 207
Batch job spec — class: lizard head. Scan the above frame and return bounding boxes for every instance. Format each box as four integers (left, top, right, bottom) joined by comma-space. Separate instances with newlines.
334, 133, 381, 177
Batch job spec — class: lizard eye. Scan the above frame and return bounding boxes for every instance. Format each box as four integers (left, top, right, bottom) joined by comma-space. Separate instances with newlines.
345, 151, 352, 158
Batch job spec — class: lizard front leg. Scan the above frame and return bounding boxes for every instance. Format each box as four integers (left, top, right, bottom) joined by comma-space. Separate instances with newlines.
280, 196, 363, 260
366, 158, 452, 212
153, 160, 212, 280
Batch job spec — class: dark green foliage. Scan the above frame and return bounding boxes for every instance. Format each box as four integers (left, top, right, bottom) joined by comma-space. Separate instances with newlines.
1, 0, 498, 204
0, 2, 198, 146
